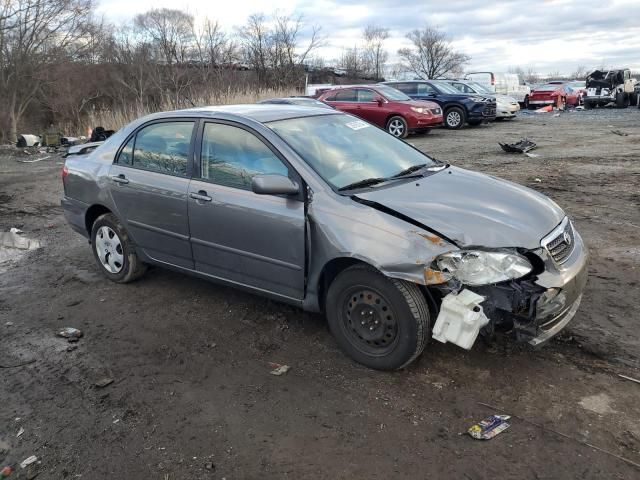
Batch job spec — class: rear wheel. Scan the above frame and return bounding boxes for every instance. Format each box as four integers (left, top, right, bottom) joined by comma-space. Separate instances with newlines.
615, 92, 628, 108
386, 116, 408, 138
91, 213, 146, 283
326, 265, 430, 370
584, 100, 594, 109
444, 106, 465, 129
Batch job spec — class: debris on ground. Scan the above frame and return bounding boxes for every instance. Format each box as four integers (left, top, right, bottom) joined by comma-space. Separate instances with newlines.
94, 377, 114, 388
56, 327, 83, 343
468, 414, 511, 440
611, 129, 629, 136
534, 178, 542, 183
9, 228, 22, 234
575, 105, 585, 110
19, 456, 37, 469
16, 155, 51, 164
17, 427, 24, 437
499, 138, 537, 154
535, 105, 553, 113
0, 230, 41, 250
618, 374, 640, 385
269, 363, 291, 376
1, 466, 13, 477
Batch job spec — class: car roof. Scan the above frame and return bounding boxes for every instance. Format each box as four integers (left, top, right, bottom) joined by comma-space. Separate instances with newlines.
166, 104, 340, 123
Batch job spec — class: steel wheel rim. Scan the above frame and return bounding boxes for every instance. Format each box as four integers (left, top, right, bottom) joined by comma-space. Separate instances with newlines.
95, 226, 124, 274
447, 111, 461, 126
388, 119, 405, 137
340, 286, 399, 356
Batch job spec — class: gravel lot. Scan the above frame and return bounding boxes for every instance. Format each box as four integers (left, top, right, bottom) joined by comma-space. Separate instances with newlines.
1, 108, 640, 479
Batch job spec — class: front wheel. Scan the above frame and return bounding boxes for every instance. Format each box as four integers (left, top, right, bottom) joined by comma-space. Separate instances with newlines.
386, 116, 408, 138
91, 213, 147, 283
444, 106, 465, 129
326, 265, 430, 370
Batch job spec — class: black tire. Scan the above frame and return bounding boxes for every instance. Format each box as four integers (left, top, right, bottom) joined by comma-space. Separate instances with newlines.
584, 100, 593, 109
386, 116, 408, 138
523, 96, 529, 110
630, 93, 638, 107
443, 106, 465, 129
90, 213, 147, 283
326, 265, 430, 370
615, 92, 627, 108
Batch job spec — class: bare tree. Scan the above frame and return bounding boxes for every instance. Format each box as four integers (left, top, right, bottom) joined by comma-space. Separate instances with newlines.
339, 46, 362, 78
362, 25, 389, 80
398, 26, 470, 80
0, 0, 96, 142
134, 8, 194, 65
571, 65, 588, 79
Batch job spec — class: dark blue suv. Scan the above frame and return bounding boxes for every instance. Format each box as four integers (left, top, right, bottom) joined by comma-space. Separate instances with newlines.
383, 80, 496, 129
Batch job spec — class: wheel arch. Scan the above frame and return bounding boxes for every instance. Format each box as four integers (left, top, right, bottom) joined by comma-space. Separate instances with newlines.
385, 113, 407, 127
316, 257, 379, 312
85, 204, 113, 237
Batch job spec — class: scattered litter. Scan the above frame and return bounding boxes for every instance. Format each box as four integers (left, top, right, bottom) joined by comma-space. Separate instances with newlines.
468, 414, 511, 440
66, 345, 77, 352
534, 178, 542, 183
0, 230, 41, 250
553, 113, 560, 117
16, 155, 51, 164
611, 129, 629, 137
205, 462, 215, 470
499, 138, 537, 154
269, 363, 291, 376
56, 327, 83, 343
17, 427, 24, 437
535, 105, 553, 113
477, 401, 640, 469
9, 228, 22, 234
575, 105, 585, 110
112, 418, 120, 424
5, 322, 13, 326
20, 456, 37, 469
95, 377, 114, 388
1, 466, 13, 477
618, 374, 640, 385
524, 152, 540, 158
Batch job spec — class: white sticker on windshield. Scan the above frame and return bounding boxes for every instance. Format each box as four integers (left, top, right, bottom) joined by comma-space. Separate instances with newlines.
346, 120, 370, 130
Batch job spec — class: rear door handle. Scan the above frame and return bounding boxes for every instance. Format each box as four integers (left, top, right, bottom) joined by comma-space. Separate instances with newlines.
110, 174, 129, 185
189, 191, 212, 202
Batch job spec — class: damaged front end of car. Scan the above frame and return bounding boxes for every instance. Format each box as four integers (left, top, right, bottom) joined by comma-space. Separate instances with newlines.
422, 217, 588, 350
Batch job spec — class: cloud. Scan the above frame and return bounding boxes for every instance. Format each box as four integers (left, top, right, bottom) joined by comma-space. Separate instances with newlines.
95, 0, 640, 74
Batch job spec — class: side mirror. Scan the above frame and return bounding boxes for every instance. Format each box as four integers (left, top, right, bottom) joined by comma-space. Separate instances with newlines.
251, 174, 299, 196
375, 96, 384, 106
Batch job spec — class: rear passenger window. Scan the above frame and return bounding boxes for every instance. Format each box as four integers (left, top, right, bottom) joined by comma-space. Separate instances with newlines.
123, 122, 194, 177
357, 89, 375, 102
334, 89, 357, 101
417, 83, 436, 95
394, 83, 416, 95
201, 123, 288, 190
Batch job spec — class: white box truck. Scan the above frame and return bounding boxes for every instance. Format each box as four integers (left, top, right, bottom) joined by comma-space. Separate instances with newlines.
464, 72, 531, 107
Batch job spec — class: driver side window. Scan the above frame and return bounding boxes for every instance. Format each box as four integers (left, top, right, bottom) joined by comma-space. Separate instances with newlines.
200, 123, 289, 190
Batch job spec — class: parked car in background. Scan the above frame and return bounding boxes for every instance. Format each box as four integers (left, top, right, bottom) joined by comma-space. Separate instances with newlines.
528, 84, 581, 108
259, 97, 334, 109
584, 69, 637, 109
317, 85, 443, 138
62, 104, 588, 370
464, 72, 531, 107
383, 80, 496, 129
442, 80, 520, 119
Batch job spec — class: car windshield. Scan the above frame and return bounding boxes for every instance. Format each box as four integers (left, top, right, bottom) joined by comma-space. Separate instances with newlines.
467, 82, 493, 94
268, 114, 436, 190
534, 84, 560, 91
431, 82, 460, 94
375, 85, 411, 101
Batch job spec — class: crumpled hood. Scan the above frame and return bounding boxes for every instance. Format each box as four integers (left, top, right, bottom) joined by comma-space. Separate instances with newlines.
355, 166, 564, 249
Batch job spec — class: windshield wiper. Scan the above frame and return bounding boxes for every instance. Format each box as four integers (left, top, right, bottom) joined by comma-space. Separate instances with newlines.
390, 163, 428, 178
338, 177, 387, 191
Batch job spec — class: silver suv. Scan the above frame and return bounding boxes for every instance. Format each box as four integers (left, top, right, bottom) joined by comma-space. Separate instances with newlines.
62, 105, 588, 370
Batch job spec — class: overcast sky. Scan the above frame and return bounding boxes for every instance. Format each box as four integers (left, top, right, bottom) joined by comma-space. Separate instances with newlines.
97, 0, 640, 75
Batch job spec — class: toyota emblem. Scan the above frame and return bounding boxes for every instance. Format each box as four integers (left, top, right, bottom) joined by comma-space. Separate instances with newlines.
563, 231, 572, 245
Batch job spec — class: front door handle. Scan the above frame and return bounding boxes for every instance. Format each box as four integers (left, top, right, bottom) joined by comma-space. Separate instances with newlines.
189, 191, 212, 202
110, 174, 129, 185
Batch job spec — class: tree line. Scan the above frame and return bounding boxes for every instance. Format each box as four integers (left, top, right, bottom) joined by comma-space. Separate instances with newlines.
0, 0, 471, 142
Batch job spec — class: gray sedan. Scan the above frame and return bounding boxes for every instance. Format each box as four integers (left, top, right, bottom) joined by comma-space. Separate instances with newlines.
62, 105, 588, 370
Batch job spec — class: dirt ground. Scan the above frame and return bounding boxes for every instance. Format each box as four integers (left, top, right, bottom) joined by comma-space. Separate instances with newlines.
1, 108, 640, 479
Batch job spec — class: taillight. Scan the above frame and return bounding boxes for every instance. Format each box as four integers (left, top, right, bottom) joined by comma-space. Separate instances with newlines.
62, 164, 69, 181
